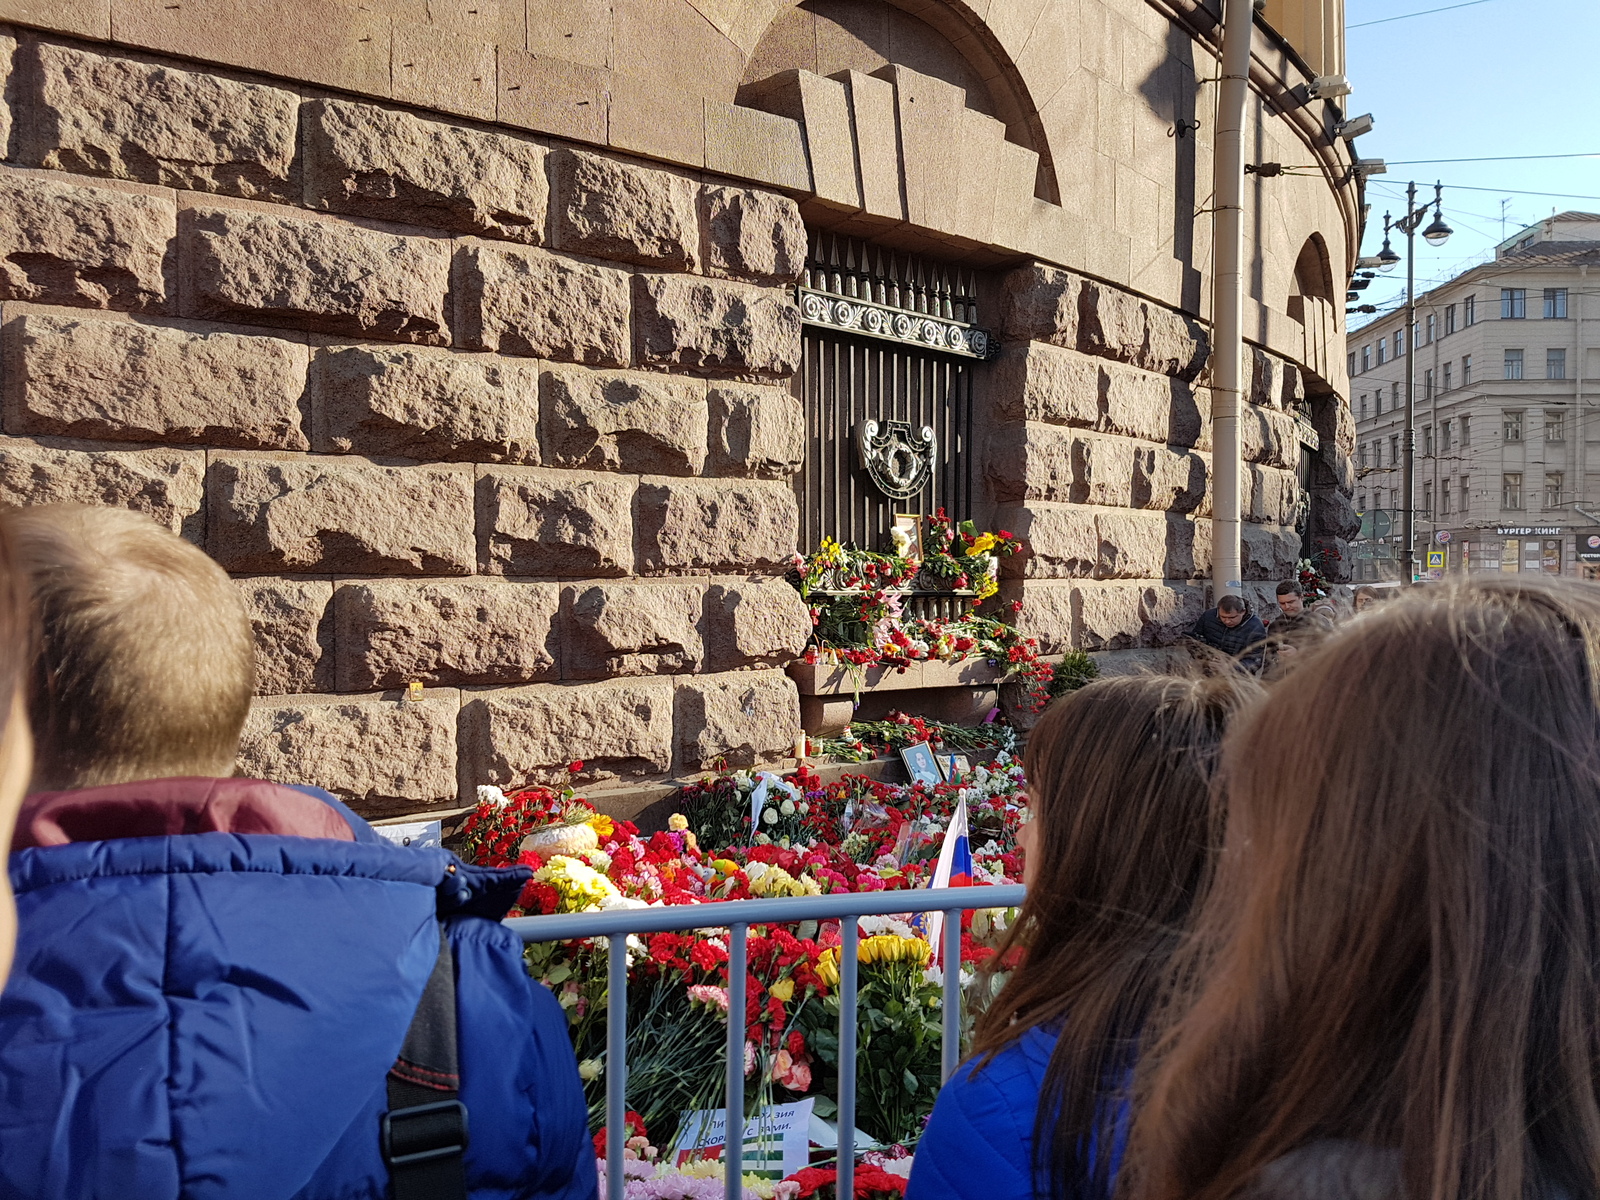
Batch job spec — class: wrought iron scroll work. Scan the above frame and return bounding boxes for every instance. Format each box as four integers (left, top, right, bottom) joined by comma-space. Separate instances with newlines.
856, 419, 936, 501
798, 287, 999, 360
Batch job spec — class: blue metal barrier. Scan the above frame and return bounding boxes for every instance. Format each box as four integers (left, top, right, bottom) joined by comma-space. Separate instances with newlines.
506, 884, 1026, 1200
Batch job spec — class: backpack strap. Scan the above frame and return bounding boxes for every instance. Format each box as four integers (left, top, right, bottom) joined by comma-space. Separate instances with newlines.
382, 924, 469, 1200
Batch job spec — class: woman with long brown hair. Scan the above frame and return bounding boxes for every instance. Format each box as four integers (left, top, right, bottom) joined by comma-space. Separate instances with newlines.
0, 518, 36, 984
907, 671, 1260, 1200
1122, 576, 1600, 1200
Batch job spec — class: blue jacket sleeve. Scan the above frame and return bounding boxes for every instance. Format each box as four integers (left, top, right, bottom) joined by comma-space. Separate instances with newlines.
906, 1062, 1037, 1200
450, 916, 598, 1200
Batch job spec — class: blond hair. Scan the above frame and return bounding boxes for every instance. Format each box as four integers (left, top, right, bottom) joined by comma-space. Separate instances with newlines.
3, 505, 254, 789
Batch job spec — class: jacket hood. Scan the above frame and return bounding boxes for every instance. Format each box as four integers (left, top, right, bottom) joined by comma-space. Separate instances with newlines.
1, 830, 528, 1199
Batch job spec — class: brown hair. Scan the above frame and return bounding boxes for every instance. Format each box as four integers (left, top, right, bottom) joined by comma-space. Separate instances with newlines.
3, 505, 254, 790
972, 671, 1263, 1198
1122, 577, 1600, 1200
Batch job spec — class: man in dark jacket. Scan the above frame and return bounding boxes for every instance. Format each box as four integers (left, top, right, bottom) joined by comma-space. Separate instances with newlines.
0, 504, 596, 1200
1189, 594, 1268, 672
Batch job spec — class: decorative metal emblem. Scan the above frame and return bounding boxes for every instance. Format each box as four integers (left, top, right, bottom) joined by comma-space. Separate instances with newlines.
797, 287, 999, 360
856, 419, 936, 500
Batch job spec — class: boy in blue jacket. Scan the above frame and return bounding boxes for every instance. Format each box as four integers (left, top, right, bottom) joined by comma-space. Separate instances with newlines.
0, 503, 597, 1200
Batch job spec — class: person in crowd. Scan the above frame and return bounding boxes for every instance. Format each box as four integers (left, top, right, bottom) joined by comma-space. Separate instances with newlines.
0, 505, 595, 1200
1188, 594, 1268, 672
907, 670, 1262, 1200
1267, 580, 1306, 630
1122, 577, 1600, 1200
0, 521, 33, 989
1352, 585, 1380, 613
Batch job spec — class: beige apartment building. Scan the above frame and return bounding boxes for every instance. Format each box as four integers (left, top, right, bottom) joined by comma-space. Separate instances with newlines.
1352, 212, 1600, 581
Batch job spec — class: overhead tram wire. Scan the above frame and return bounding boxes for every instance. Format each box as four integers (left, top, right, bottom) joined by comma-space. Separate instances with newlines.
1348, 0, 1496, 28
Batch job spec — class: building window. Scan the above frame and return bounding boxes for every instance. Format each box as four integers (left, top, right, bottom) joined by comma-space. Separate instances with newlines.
1549, 348, 1567, 379
1465, 296, 1476, 325
1348, 350, 1357, 377
1504, 410, 1524, 442
1377, 337, 1387, 365
1445, 303, 1457, 334
1503, 472, 1524, 510
1423, 480, 1433, 516
1374, 486, 1384, 510
1442, 483, 1452, 515
1424, 368, 1434, 400
1546, 472, 1564, 510
1358, 442, 1368, 469
1424, 424, 1435, 456
1390, 434, 1400, 465
1395, 326, 1406, 357
1361, 344, 1371, 371
1546, 410, 1566, 442
1359, 490, 1368, 510
1443, 361, 1453, 392
1359, 394, 1368, 421
1426, 313, 1437, 343
1392, 384, 1401, 410
1460, 476, 1470, 513
1545, 288, 1569, 319
1505, 349, 1524, 380
1463, 355, 1472, 386
1502, 288, 1526, 319
1462, 415, 1471, 446
1442, 419, 1453, 451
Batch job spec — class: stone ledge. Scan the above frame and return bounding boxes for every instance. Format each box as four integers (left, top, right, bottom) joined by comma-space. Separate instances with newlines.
788, 657, 1009, 697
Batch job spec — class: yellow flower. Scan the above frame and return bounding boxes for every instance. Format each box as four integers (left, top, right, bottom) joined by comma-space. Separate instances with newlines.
532, 854, 620, 913
815, 933, 932, 988
587, 813, 615, 838
667, 813, 689, 832
712, 858, 739, 875
768, 978, 795, 1002
970, 532, 997, 555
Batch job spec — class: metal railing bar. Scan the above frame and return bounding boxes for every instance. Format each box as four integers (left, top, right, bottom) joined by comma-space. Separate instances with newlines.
503, 886, 1026, 942
837, 918, 859, 1200
605, 934, 628, 1200
512, 886, 1027, 1199
940, 909, 962, 1083
725, 923, 748, 1200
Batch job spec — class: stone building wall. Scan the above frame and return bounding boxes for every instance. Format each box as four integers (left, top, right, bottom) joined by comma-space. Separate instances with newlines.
0, 32, 820, 815
0, 0, 1362, 818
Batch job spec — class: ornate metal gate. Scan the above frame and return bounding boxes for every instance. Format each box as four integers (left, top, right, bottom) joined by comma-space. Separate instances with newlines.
793, 233, 997, 561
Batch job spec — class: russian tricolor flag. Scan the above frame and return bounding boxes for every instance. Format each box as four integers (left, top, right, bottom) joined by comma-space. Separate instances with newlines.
924, 792, 973, 962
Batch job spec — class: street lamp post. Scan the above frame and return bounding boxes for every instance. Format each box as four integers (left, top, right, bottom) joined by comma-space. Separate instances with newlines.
1384, 183, 1452, 582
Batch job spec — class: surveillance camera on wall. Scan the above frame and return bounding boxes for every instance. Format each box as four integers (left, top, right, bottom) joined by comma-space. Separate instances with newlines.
1336, 113, 1374, 139
1308, 74, 1353, 100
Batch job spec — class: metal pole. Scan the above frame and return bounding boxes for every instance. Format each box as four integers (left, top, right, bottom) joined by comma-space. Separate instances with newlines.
725, 924, 748, 1200
1209, 0, 1252, 599
836, 919, 859, 1200
940, 908, 962, 1082
605, 934, 628, 1200
1402, 181, 1418, 582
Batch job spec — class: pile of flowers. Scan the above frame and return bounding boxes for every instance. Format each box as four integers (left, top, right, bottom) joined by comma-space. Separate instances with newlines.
790, 515, 1052, 714
460, 756, 1030, 1164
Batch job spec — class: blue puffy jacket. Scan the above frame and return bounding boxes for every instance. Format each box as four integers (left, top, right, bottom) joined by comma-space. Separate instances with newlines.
0, 784, 597, 1200
907, 1027, 1126, 1200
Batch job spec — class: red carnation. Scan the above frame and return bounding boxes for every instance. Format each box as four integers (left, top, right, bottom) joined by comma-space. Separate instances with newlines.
568, 760, 584, 773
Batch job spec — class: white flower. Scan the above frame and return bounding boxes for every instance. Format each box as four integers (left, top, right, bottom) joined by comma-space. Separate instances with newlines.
476, 785, 509, 808
779, 799, 796, 817
798, 801, 810, 815
762, 807, 779, 825
578, 1057, 603, 1081
859, 914, 918, 940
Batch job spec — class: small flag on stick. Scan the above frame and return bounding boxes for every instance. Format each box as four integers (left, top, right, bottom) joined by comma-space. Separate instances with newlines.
923, 791, 972, 962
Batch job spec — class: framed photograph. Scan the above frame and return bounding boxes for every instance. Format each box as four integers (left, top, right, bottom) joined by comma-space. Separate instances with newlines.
900, 741, 942, 789
938, 753, 971, 782
891, 513, 923, 563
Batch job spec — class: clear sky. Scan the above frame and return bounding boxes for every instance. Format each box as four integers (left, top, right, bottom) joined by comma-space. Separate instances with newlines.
1343, 0, 1600, 320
